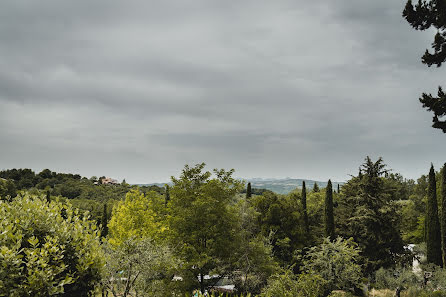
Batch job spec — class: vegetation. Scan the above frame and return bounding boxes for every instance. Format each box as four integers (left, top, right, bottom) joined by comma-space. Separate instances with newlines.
2, 157, 446, 296
403, 0, 446, 132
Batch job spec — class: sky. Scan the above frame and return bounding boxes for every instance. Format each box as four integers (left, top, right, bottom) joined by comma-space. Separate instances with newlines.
1, 0, 446, 183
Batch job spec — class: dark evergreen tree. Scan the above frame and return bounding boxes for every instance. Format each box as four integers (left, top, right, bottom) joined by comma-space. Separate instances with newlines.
246, 182, 252, 199
442, 164, 446, 267
337, 183, 340, 194
338, 157, 404, 274
324, 180, 335, 240
426, 164, 442, 266
403, 0, 446, 132
165, 184, 170, 207
101, 203, 108, 238
313, 182, 319, 192
46, 190, 51, 202
301, 181, 310, 236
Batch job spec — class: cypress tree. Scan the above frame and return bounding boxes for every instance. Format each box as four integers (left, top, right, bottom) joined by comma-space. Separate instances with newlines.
165, 184, 170, 207
324, 180, 334, 240
313, 182, 319, 192
427, 164, 442, 266
441, 164, 446, 267
302, 181, 310, 235
337, 183, 340, 194
46, 190, 51, 203
102, 203, 108, 238
246, 182, 252, 199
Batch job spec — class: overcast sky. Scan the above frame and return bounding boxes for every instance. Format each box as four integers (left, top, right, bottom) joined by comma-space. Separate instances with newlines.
1, 0, 445, 183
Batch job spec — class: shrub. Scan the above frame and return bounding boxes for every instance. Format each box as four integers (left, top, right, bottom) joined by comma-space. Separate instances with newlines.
0, 193, 104, 297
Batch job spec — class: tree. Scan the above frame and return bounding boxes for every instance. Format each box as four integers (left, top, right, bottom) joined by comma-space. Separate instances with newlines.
302, 181, 310, 236
102, 238, 178, 297
337, 184, 340, 193
302, 237, 362, 294
313, 182, 320, 192
324, 180, 335, 240
403, 0, 446, 132
168, 163, 243, 293
337, 157, 405, 274
427, 164, 442, 265
0, 178, 17, 201
247, 182, 252, 199
442, 164, 446, 266
165, 184, 170, 206
0, 193, 104, 296
101, 203, 108, 238
108, 189, 166, 246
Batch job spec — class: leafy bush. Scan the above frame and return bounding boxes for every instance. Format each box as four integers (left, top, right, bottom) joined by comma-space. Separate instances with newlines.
0, 193, 104, 297
261, 269, 327, 297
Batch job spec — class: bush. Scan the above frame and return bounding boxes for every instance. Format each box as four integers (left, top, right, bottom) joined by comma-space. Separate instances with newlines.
0, 193, 104, 297
261, 269, 327, 297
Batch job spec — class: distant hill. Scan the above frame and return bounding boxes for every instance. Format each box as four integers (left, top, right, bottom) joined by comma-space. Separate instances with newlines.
141, 178, 344, 195
245, 178, 344, 194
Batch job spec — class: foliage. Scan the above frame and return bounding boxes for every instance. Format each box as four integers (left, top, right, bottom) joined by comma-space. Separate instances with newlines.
441, 164, 446, 266
260, 269, 327, 297
302, 237, 362, 293
102, 238, 178, 297
0, 193, 104, 297
0, 178, 17, 201
108, 189, 166, 246
325, 180, 335, 239
302, 181, 310, 236
403, 0, 446, 132
251, 190, 306, 265
337, 157, 405, 274
374, 267, 418, 291
168, 163, 243, 292
232, 199, 279, 294
426, 165, 442, 266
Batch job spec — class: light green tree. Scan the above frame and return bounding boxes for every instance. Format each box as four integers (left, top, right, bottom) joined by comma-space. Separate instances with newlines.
108, 189, 166, 246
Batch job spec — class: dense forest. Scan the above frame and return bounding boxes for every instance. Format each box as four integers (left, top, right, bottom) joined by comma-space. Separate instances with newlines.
1, 157, 446, 297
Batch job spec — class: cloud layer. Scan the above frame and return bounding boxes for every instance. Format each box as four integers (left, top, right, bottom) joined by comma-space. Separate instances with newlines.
1, 0, 445, 183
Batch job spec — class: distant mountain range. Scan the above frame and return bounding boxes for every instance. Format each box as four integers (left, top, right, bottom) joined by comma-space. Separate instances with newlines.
141, 178, 344, 195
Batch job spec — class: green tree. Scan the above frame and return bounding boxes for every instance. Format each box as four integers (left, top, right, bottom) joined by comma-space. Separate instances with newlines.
165, 184, 170, 206
102, 238, 178, 297
108, 189, 166, 246
403, 0, 446, 132
442, 164, 446, 266
168, 163, 243, 293
427, 164, 442, 266
337, 157, 405, 274
325, 180, 335, 240
101, 203, 108, 238
0, 179, 17, 201
261, 269, 327, 297
302, 181, 310, 236
313, 182, 320, 192
302, 237, 362, 294
0, 193, 104, 297
247, 182, 252, 199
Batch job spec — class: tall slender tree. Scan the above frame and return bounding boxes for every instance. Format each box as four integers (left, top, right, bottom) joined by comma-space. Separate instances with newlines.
427, 164, 442, 266
313, 182, 320, 192
165, 184, 170, 207
102, 203, 108, 238
325, 180, 335, 240
246, 182, 252, 199
441, 164, 446, 267
301, 181, 310, 236
337, 184, 340, 194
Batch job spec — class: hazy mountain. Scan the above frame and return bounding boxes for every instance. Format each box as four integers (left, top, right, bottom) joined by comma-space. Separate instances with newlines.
141, 178, 344, 195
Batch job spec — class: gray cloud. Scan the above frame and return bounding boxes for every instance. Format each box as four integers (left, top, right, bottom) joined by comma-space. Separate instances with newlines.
0, 0, 445, 183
